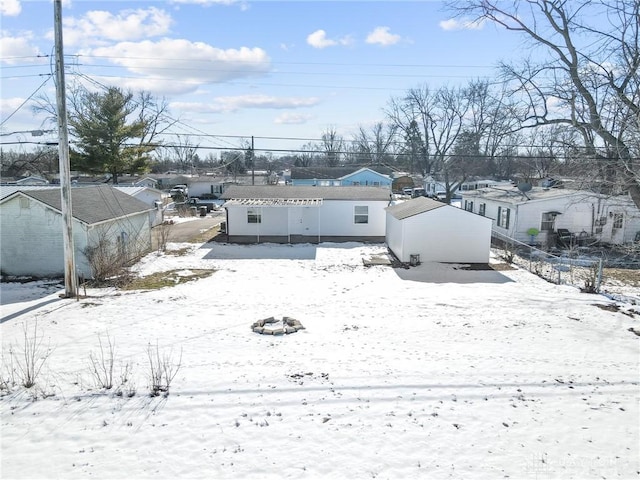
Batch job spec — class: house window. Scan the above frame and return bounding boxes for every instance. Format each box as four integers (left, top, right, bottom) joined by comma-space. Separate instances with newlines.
613, 213, 623, 229
354, 205, 369, 224
464, 200, 474, 212
19, 197, 30, 209
497, 206, 510, 229
479, 203, 486, 216
247, 208, 261, 224
541, 212, 555, 231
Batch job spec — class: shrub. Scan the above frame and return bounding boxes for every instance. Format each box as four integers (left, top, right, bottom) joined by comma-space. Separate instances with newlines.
11, 319, 52, 389
147, 342, 182, 397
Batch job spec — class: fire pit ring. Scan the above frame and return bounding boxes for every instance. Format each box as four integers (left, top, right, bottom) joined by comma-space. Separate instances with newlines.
251, 316, 305, 335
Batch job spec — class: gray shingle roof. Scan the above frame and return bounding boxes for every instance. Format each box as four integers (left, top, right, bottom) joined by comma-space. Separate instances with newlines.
14, 186, 153, 225
221, 185, 391, 201
385, 196, 445, 220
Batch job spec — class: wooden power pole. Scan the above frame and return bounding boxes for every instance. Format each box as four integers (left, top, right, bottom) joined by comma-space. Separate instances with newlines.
54, 0, 77, 297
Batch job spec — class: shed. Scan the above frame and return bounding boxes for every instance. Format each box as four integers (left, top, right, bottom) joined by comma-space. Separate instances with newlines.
221, 185, 391, 243
0, 186, 153, 279
385, 196, 492, 264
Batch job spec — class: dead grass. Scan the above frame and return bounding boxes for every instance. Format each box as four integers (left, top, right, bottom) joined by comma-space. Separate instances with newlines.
165, 247, 193, 257
187, 226, 223, 244
121, 269, 216, 291
603, 268, 640, 288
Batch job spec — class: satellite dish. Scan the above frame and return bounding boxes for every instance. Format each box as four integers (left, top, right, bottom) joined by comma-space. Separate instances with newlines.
517, 182, 532, 193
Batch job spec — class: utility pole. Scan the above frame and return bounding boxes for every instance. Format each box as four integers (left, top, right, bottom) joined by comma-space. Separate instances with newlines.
54, 0, 77, 298
251, 136, 255, 186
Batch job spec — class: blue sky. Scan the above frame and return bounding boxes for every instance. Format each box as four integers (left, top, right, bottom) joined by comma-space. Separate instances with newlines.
1, 0, 521, 154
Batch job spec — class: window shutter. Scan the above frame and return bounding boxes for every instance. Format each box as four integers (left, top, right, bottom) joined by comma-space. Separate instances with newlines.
497, 207, 502, 226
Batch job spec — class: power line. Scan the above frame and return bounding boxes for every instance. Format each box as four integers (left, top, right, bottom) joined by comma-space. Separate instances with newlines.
0, 75, 52, 129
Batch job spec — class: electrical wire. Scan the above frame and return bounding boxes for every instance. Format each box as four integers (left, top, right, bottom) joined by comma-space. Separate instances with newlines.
0, 75, 52, 128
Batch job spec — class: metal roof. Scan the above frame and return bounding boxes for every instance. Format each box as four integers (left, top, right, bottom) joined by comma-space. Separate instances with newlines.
221, 185, 391, 201
2, 185, 153, 225
461, 187, 599, 205
224, 198, 323, 207
385, 196, 445, 220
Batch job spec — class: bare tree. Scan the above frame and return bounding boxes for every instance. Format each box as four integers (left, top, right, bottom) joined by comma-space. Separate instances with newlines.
293, 142, 319, 167
447, 0, 640, 207
385, 85, 435, 174
352, 122, 398, 166
430, 85, 472, 201
321, 127, 344, 167
166, 135, 200, 174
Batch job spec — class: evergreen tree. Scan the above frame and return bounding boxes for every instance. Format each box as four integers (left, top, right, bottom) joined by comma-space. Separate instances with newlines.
69, 87, 157, 183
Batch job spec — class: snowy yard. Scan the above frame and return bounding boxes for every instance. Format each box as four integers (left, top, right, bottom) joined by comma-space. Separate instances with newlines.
1, 242, 638, 479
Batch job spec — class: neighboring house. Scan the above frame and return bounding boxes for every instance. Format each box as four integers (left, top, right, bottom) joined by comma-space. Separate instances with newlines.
424, 177, 512, 198
220, 185, 391, 243
461, 187, 640, 246
0, 186, 153, 279
114, 185, 165, 226
16, 176, 49, 186
290, 166, 393, 187
386, 196, 492, 264
134, 177, 159, 189
188, 177, 234, 199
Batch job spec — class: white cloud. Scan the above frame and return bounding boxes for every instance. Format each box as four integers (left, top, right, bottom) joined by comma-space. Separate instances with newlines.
439, 18, 485, 31
274, 112, 314, 125
306, 29, 353, 49
365, 26, 401, 46
0, 0, 21, 16
61, 7, 173, 46
0, 32, 44, 64
172, 95, 320, 114
88, 39, 271, 84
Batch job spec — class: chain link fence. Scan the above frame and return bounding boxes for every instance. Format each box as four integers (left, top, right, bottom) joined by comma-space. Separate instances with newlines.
491, 231, 604, 293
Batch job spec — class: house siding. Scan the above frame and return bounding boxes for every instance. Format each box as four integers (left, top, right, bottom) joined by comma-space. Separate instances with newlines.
0, 195, 152, 278
0, 196, 91, 277
224, 200, 387, 243
463, 190, 640, 245
340, 170, 392, 187
386, 205, 491, 263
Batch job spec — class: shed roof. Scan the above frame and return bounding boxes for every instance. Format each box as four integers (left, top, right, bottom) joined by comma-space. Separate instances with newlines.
385, 196, 445, 220
221, 185, 391, 201
4, 185, 153, 225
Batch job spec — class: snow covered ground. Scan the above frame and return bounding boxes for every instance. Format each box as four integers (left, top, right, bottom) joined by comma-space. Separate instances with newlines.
1, 242, 638, 479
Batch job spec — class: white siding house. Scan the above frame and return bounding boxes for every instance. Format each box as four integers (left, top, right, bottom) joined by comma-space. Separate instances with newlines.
0, 186, 153, 279
114, 185, 165, 226
461, 187, 640, 246
220, 185, 391, 243
386, 197, 492, 264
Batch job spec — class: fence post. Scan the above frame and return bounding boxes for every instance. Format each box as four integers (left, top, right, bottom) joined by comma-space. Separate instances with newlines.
595, 258, 604, 293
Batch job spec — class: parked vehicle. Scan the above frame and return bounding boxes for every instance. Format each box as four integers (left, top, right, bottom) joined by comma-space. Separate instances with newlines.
186, 197, 214, 212
170, 185, 189, 199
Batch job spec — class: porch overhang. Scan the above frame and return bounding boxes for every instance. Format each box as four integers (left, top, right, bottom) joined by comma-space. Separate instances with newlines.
223, 198, 323, 207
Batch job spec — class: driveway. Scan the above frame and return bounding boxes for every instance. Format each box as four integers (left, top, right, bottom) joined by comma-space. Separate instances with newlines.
152, 211, 225, 249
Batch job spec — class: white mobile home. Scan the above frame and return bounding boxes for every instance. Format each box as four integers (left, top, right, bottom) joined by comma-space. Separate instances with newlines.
220, 185, 391, 243
386, 196, 492, 264
461, 187, 640, 246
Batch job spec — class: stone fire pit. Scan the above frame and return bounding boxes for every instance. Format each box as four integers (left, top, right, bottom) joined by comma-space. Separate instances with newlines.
251, 316, 305, 335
